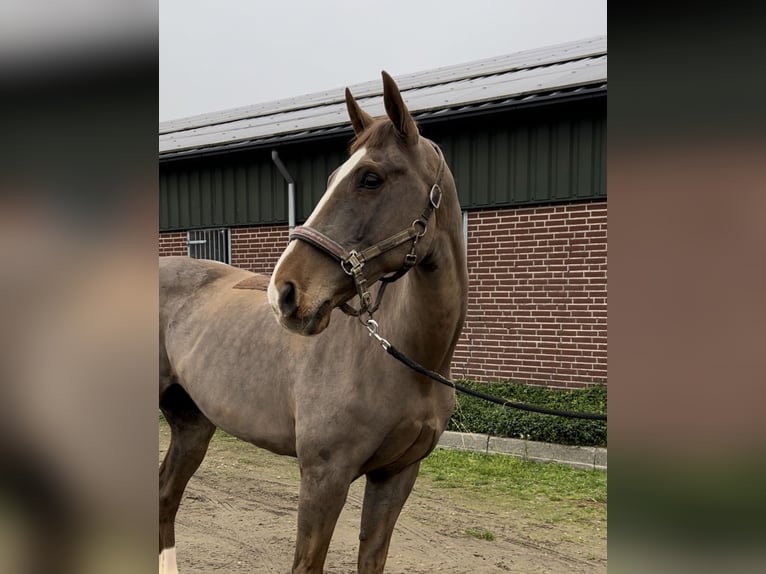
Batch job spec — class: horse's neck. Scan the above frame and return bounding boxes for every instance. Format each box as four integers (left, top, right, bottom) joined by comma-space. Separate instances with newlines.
382, 225, 468, 371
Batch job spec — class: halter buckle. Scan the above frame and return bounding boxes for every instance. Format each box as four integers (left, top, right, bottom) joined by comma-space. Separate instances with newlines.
341, 251, 364, 275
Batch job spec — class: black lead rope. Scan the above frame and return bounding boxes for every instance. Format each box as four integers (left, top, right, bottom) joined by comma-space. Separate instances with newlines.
366, 321, 607, 422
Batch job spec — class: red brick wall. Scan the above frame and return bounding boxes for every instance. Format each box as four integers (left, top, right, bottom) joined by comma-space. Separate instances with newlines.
451, 201, 607, 388
158, 231, 187, 257
157, 199, 607, 388
230, 226, 289, 274
158, 227, 290, 272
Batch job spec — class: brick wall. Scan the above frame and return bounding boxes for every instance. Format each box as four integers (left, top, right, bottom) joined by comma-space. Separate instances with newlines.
158, 227, 290, 272
158, 231, 187, 257
230, 226, 289, 274
451, 201, 607, 388
157, 199, 607, 388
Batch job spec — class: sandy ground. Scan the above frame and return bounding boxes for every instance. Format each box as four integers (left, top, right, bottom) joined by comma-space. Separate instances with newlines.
160, 427, 606, 573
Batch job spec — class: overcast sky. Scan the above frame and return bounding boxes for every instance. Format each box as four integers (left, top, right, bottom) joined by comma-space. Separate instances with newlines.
159, 0, 606, 122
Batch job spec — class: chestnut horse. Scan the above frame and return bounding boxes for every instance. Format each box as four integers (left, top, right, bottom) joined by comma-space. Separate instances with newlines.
159, 71, 468, 573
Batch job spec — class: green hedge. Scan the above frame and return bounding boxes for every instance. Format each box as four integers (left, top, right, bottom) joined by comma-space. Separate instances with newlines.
447, 381, 607, 447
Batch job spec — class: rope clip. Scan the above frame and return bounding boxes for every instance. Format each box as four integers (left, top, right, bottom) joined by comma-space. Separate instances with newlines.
365, 319, 391, 351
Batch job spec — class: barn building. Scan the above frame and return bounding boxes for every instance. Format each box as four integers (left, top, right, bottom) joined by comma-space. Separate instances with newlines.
159, 36, 607, 388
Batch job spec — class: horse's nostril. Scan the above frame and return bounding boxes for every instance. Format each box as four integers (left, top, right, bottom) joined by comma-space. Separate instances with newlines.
279, 281, 298, 317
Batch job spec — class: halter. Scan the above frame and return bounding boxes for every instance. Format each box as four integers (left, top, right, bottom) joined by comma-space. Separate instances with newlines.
289, 140, 445, 321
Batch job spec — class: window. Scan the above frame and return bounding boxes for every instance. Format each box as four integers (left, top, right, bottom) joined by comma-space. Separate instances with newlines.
187, 228, 231, 264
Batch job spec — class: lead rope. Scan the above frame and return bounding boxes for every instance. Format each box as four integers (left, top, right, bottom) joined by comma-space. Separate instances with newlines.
365, 320, 607, 421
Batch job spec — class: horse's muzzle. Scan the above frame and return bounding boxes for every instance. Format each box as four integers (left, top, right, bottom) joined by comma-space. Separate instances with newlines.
277, 281, 298, 318
268, 277, 334, 336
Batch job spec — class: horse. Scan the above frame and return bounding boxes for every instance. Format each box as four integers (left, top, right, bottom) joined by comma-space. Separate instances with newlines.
159, 71, 468, 574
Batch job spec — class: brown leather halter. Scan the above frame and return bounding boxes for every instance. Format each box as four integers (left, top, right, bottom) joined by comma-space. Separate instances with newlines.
289, 140, 446, 320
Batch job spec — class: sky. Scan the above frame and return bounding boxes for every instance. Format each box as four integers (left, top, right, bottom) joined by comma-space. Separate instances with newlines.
159, 0, 606, 122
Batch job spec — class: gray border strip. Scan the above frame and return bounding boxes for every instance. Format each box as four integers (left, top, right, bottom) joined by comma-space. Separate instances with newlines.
436, 431, 607, 471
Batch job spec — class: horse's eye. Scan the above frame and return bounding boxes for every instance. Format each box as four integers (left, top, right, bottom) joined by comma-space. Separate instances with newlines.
360, 172, 383, 189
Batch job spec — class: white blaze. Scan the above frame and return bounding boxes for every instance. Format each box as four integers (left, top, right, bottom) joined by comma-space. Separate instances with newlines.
159, 547, 178, 574
268, 147, 367, 312
304, 146, 367, 226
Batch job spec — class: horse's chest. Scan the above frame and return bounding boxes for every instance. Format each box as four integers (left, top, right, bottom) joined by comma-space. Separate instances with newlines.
364, 417, 442, 475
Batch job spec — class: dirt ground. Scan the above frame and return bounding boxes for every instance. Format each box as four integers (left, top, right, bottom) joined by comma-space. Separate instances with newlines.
160, 427, 606, 573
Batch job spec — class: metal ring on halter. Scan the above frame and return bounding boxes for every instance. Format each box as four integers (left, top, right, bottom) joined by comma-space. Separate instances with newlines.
411, 219, 427, 238
429, 184, 442, 209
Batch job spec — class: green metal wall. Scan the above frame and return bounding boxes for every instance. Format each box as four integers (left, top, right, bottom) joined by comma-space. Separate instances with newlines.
160, 101, 606, 231
160, 144, 347, 230
429, 113, 606, 208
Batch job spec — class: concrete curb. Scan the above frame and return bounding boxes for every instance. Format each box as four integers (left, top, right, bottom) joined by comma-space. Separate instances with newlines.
436, 431, 607, 471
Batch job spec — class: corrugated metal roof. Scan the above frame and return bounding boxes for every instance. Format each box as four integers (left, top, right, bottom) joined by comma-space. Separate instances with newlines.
160, 35, 606, 159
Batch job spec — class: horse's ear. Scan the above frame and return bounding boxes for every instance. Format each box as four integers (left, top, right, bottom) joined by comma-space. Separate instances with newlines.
345, 87, 373, 135
381, 70, 419, 146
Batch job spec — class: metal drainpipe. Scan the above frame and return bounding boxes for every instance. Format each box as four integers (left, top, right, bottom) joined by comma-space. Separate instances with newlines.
271, 150, 296, 232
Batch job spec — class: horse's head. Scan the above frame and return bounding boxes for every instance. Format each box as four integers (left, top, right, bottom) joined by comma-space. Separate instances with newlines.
268, 71, 448, 336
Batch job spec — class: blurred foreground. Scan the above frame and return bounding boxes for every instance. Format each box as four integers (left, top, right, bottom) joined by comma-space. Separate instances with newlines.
1, 2, 156, 572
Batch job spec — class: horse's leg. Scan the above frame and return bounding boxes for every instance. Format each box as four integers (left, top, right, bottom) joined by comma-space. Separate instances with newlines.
291, 462, 354, 574
357, 462, 421, 574
159, 384, 216, 574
